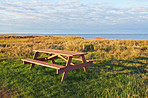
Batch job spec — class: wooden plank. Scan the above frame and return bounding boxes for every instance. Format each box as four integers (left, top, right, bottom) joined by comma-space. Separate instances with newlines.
58, 55, 67, 62
58, 62, 92, 74
30, 52, 39, 69
33, 49, 87, 56
37, 56, 58, 61
61, 72, 68, 81
47, 54, 58, 60
73, 57, 95, 62
22, 58, 66, 69
37, 57, 49, 61
49, 54, 56, 64
58, 55, 75, 65
61, 56, 72, 81
66, 56, 72, 66
81, 55, 88, 72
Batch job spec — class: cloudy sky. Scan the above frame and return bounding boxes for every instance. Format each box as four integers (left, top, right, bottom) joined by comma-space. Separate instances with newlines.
0, 0, 148, 34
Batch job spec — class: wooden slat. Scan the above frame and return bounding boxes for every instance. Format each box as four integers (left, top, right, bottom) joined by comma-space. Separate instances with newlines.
58, 55, 75, 65
81, 55, 88, 72
33, 49, 87, 56
57, 62, 93, 74
22, 58, 66, 69
49, 54, 56, 64
30, 52, 39, 69
61, 56, 72, 81
58, 55, 68, 62
73, 57, 95, 62
47, 54, 58, 59
37, 57, 49, 61
37, 56, 58, 61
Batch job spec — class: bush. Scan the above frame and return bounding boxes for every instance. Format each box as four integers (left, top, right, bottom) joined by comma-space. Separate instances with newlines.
65, 42, 94, 52
141, 46, 147, 51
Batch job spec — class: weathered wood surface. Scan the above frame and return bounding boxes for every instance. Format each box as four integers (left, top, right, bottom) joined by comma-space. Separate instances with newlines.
58, 55, 75, 65
61, 56, 72, 81
58, 62, 93, 74
30, 52, 39, 69
49, 54, 56, 64
22, 49, 94, 81
37, 56, 58, 61
73, 57, 95, 62
22, 58, 66, 69
81, 55, 88, 72
33, 49, 87, 56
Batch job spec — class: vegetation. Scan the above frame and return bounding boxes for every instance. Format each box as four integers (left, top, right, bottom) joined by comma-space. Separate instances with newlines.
0, 35, 147, 97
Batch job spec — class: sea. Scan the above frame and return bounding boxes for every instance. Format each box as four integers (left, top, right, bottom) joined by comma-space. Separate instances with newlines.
42, 34, 148, 40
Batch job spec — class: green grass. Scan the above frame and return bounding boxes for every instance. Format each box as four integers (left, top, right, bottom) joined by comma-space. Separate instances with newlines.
0, 35, 148, 97
0, 59, 147, 97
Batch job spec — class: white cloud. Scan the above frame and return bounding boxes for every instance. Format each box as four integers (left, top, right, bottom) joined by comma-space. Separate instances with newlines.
0, 0, 148, 33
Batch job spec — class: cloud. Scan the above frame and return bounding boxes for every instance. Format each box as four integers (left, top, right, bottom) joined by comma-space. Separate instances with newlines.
0, 0, 148, 33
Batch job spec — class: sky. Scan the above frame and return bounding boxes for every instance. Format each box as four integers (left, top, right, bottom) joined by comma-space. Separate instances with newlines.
0, 0, 148, 34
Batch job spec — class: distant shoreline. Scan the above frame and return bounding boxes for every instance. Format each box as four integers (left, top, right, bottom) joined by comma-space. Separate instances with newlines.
0, 33, 148, 35
46, 34, 148, 40
0, 34, 148, 40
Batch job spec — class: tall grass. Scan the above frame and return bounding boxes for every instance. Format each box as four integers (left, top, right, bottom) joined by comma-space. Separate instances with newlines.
0, 35, 147, 97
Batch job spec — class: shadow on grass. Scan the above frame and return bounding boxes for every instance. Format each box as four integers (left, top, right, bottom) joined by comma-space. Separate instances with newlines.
135, 57, 148, 60
0, 58, 147, 97
89, 56, 147, 75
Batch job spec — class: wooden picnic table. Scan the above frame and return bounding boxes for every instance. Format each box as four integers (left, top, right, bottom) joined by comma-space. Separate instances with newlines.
22, 49, 94, 81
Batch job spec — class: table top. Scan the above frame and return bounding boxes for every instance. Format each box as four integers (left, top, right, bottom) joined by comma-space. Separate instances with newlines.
33, 49, 87, 56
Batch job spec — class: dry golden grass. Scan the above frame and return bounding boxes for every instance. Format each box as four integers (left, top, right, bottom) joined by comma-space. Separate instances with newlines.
0, 35, 147, 97
0, 35, 147, 75
0, 35, 147, 60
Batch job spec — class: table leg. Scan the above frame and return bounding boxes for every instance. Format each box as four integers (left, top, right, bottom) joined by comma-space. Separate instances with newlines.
30, 52, 39, 69
49, 54, 55, 64
61, 72, 68, 81
81, 55, 88, 72
61, 56, 72, 81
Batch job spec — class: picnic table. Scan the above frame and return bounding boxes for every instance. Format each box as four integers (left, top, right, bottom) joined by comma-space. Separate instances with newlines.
21, 49, 94, 81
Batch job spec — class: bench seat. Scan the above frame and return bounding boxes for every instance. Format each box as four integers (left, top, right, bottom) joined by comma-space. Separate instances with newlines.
21, 58, 66, 69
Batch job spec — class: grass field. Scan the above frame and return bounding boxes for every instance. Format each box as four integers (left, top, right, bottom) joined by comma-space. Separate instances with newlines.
0, 35, 148, 97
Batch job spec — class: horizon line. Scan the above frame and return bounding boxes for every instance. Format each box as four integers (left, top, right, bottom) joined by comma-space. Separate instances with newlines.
0, 32, 148, 35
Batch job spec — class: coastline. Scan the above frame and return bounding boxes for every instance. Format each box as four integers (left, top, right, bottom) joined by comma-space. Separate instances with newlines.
0, 34, 148, 40
0, 34, 147, 97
